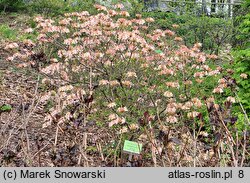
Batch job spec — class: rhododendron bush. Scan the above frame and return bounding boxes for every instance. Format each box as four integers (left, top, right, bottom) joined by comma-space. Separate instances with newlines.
5, 4, 248, 166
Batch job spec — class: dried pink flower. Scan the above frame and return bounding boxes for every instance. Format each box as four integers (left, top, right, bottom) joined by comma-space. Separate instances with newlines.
240, 73, 248, 79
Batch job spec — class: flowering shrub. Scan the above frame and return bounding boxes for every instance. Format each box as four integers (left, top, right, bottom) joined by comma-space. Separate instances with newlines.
5, 4, 248, 166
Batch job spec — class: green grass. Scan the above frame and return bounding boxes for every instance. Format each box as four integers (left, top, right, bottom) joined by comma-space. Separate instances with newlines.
0, 23, 37, 41
0, 24, 18, 40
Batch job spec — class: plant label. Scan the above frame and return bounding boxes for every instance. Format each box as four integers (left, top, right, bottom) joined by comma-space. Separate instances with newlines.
123, 140, 142, 155
155, 49, 163, 54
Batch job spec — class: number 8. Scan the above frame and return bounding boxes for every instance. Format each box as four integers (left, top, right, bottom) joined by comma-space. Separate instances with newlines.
238, 170, 244, 178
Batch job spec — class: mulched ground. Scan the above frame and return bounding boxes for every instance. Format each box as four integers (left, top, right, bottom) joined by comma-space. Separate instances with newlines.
0, 40, 118, 167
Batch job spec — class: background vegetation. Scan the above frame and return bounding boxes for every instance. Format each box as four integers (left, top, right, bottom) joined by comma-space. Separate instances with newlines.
233, 0, 250, 114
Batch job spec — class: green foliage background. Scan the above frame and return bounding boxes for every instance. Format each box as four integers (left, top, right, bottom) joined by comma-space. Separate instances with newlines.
233, 0, 250, 114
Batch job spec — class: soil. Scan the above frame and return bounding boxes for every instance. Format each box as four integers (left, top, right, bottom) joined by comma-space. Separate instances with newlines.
0, 54, 117, 167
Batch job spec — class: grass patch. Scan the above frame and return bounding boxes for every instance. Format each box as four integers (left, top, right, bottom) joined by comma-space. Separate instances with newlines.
0, 24, 18, 40
0, 23, 37, 41
0, 13, 37, 41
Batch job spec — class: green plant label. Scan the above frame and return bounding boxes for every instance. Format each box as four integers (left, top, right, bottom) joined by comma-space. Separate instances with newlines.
123, 140, 142, 155
155, 49, 163, 54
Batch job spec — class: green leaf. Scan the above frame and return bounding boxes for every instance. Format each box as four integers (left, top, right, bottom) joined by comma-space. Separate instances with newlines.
0, 104, 12, 112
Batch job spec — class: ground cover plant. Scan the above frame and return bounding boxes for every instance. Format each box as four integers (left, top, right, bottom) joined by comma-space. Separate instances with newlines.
0, 3, 249, 167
